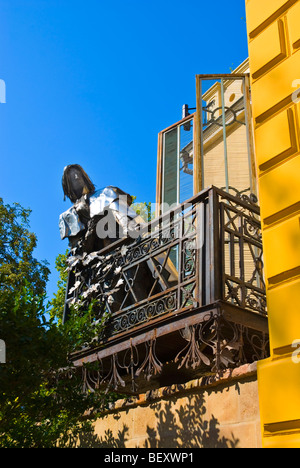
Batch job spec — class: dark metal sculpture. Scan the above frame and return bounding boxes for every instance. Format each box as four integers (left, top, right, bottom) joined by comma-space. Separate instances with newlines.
62, 164, 95, 203
59, 164, 140, 252
59, 164, 149, 323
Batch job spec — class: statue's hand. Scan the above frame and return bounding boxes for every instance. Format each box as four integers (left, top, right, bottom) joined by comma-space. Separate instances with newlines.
74, 195, 90, 223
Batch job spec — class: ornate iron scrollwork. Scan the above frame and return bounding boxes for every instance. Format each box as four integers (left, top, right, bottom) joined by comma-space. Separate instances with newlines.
135, 331, 163, 382
175, 324, 211, 370
174, 311, 268, 377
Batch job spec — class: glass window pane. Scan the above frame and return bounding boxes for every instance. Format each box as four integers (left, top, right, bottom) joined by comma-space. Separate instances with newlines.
179, 120, 193, 203
163, 128, 178, 209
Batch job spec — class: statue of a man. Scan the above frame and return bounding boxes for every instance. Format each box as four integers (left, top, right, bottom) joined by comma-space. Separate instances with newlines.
59, 164, 140, 253
59, 164, 177, 325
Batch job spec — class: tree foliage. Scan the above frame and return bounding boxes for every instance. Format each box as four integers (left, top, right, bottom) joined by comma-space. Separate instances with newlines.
0, 199, 49, 296
0, 198, 114, 448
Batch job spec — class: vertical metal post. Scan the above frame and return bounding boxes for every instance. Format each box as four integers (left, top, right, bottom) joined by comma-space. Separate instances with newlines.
238, 213, 245, 308
199, 79, 205, 190
219, 201, 225, 303
194, 76, 204, 194
243, 74, 260, 290
220, 78, 229, 193
243, 74, 257, 198
161, 133, 165, 214
242, 76, 253, 195
195, 198, 205, 307
177, 124, 180, 205
208, 188, 221, 303
155, 132, 163, 216
177, 208, 183, 311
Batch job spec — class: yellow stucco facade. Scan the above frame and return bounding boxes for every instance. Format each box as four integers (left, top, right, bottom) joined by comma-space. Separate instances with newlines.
245, 0, 300, 448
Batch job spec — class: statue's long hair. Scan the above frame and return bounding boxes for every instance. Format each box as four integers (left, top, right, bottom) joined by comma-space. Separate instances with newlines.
62, 164, 95, 202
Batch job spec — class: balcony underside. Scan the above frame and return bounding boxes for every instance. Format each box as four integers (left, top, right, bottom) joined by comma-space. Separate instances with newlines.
71, 300, 268, 395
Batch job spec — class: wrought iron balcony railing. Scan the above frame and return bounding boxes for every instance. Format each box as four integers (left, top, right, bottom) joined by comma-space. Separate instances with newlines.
66, 186, 269, 394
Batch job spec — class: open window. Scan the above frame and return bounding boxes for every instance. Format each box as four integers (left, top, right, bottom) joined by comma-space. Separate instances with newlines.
156, 65, 257, 215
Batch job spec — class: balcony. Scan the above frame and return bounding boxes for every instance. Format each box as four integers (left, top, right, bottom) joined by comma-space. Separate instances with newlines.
67, 185, 269, 394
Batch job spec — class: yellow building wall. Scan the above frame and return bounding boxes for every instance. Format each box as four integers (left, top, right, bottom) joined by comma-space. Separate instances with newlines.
246, 0, 300, 448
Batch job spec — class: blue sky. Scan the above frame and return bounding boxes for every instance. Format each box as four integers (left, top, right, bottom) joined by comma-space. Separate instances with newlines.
0, 0, 249, 301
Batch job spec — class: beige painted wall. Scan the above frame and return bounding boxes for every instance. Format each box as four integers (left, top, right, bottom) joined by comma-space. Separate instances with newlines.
203, 121, 251, 193
77, 362, 262, 449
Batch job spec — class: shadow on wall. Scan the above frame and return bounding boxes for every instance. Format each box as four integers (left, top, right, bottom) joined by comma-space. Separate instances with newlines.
78, 424, 129, 448
77, 393, 239, 448
143, 394, 239, 449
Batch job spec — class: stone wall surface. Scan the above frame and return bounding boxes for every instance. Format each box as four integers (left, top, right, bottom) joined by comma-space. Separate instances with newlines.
78, 362, 262, 448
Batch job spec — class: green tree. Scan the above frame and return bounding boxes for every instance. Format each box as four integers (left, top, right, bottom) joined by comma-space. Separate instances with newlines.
0, 199, 49, 296
0, 198, 112, 448
48, 250, 69, 325
131, 196, 154, 223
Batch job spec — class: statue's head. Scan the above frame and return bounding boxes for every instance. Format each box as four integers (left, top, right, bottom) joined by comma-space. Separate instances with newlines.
62, 164, 95, 203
